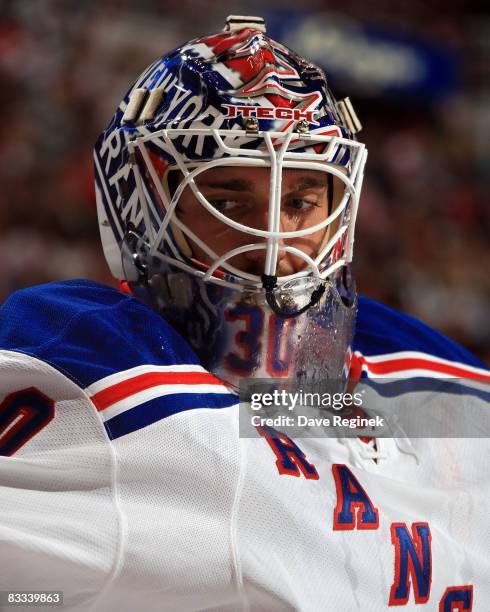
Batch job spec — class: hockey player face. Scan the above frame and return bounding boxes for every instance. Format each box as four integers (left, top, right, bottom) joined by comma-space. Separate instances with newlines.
176, 166, 345, 276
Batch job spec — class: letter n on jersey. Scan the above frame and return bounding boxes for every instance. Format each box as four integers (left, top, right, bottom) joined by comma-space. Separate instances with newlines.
332, 464, 379, 530
389, 522, 432, 606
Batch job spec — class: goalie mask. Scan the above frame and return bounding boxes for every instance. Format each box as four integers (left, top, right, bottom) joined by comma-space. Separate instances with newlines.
94, 15, 367, 390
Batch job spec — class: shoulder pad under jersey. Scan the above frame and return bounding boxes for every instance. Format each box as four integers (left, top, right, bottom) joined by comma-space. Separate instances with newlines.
0, 279, 202, 386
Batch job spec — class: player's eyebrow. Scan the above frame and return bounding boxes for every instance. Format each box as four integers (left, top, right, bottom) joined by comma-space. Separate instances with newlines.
198, 176, 327, 192
287, 176, 327, 191
198, 179, 254, 191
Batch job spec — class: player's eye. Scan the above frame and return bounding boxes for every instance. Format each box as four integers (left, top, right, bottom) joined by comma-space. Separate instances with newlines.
208, 199, 243, 213
285, 197, 320, 213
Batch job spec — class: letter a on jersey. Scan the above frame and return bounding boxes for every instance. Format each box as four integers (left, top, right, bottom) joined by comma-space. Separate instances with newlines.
332, 464, 379, 530
389, 522, 432, 606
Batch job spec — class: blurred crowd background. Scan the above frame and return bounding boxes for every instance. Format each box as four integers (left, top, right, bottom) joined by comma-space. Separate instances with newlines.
1, 0, 489, 364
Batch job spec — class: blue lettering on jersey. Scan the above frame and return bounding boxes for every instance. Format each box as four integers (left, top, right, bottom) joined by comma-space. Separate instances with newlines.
439, 586, 473, 611
224, 304, 264, 374
257, 425, 319, 479
389, 522, 432, 605
332, 464, 379, 530
0, 388, 54, 456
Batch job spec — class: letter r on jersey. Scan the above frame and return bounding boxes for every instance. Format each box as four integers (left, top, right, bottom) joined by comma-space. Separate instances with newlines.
389, 522, 432, 606
332, 464, 379, 530
256, 426, 319, 479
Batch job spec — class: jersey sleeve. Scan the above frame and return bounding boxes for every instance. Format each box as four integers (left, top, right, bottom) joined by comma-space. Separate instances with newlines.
0, 281, 244, 611
0, 349, 122, 611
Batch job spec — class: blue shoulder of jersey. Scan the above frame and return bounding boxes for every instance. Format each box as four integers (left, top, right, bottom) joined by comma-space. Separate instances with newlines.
354, 295, 487, 369
0, 279, 202, 388
0, 280, 238, 441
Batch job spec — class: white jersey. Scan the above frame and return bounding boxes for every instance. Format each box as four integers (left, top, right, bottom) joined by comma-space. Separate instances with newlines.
0, 280, 489, 611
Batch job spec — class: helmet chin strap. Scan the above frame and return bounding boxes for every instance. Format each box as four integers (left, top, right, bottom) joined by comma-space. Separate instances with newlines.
261, 274, 326, 318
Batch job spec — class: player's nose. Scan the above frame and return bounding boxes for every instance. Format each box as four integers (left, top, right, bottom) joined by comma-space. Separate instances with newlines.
239, 202, 288, 273
241, 240, 289, 274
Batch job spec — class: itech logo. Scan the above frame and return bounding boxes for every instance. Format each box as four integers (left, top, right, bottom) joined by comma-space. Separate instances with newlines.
223, 104, 319, 124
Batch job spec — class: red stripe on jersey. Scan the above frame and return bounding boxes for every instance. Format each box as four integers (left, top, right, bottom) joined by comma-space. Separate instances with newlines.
358, 356, 490, 382
92, 371, 225, 411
